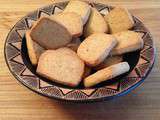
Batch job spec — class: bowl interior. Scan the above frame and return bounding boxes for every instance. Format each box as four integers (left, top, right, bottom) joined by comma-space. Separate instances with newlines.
21, 35, 140, 89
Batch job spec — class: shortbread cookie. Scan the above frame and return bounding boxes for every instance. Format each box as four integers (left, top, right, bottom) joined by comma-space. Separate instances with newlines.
77, 33, 117, 66
104, 7, 134, 33
84, 62, 130, 87
30, 17, 72, 49
66, 38, 81, 52
94, 55, 123, 70
84, 8, 108, 37
82, 66, 91, 79
111, 31, 144, 55
64, 0, 91, 25
37, 48, 84, 87
51, 12, 83, 37
26, 30, 45, 65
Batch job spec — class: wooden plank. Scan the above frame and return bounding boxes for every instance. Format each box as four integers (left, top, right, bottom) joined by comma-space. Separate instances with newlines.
0, 0, 160, 120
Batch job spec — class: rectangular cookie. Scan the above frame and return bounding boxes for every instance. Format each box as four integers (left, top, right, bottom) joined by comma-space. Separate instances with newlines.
63, 0, 91, 25
77, 33, 117, 66
111, 31, 144, 55
26, 30, 45, 65
104, 7, 134, 33
37, 48, 85, 87
94, 55, 123, 70
51, 12, 83, 37
82, 66, 92, 79
30, 17, 72, 49
84, 62, 130, 87
84, 8, 108, 37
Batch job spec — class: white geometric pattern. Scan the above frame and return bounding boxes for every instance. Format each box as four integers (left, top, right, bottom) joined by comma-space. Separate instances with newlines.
11, 54, 23, 64
39, 80, 53, 88
16, 29, 26, 38
25, 18, 36, 28
54, 6, 63, 14
39, 11, 50, 18
11, 42, 21, 50
99, 8, 109, 15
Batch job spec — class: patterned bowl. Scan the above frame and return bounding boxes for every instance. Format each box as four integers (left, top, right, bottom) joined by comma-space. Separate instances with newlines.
4, 1, 155, 102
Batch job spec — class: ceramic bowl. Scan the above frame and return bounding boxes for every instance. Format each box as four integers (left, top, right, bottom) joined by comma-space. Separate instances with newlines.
4, 1, 155, 102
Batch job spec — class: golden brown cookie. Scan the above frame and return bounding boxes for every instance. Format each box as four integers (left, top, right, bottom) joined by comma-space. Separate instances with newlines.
104, 7, 134, 33
84, 62, 130, 87
37, 48, 85, 87
51, 12, 83, 37
84, 8, 108, 37
64, 0, 91, 25
111, 31, 144, 55
26, 30, 45, 65
82, 66, 92, 79
77, 33, 117, 66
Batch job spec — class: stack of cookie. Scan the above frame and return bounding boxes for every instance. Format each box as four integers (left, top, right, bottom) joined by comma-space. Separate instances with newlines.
25, 0, 144, 88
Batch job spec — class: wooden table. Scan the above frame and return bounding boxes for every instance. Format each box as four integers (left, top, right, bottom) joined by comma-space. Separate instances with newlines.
0, 0, 160, 119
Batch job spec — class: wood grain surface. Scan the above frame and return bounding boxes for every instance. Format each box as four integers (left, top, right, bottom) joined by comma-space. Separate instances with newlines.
0, 0, 160, 120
